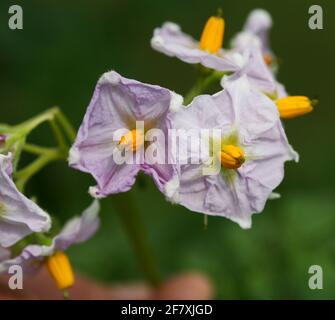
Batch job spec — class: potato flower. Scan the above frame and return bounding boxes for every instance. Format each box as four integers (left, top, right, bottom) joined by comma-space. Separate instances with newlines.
69, 71, 183, 198
165, 77, 298, 228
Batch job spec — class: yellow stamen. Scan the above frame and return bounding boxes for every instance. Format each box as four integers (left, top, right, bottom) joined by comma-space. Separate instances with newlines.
118, 129, 144, 151
199, 14, 225, 54
220, 145, 245, 169
46, 251, 75, 290
276, 96, 314, 119
263, 54, 273, 66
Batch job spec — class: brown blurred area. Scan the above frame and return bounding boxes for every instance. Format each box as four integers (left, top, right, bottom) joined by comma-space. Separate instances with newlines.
0, 266, 213, 300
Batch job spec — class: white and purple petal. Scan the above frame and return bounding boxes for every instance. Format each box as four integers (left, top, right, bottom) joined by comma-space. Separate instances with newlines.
151, 22, 242, 72
70, 71, 181, 197
221, 48, 286, 97
167, 77, 297, 228
232, 9, 273, 55
0, 201, 100, 274
0, 154, 51, 248
53, 200, 100, 252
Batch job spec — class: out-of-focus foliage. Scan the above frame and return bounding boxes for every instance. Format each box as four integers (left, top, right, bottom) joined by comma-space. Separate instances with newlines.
0, 0, 334, 299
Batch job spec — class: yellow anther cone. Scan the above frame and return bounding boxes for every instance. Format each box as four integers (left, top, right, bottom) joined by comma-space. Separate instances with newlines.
263, 54, 273, 66
220, 145, 245, 169
199, 13, 225, 54
118, 129, 144, 151
46, 251, 75, 290
276, 96, 314, 119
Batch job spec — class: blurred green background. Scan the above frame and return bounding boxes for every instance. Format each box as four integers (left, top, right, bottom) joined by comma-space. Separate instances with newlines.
1, 0, 334, 299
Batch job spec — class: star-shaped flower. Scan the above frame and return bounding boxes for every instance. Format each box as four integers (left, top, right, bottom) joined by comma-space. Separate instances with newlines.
166, 76, 298, 228
69, 71, 183, 198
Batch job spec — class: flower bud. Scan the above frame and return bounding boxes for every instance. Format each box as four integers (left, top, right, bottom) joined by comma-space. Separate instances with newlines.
199, 11, 225, 54
220, 145, 245, 169
46, 251, 75, 290
276, 96, 314, 119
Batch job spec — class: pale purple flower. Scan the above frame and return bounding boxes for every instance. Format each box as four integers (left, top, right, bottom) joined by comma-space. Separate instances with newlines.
231, 9, 273, 56
165, 76, 298, 229
221, 48, 287, 97
0, 200, 100, 273
0, 246, 10, 262
69, 71, 182, 198
151, 22, 244, 72
0, 153, 51, 248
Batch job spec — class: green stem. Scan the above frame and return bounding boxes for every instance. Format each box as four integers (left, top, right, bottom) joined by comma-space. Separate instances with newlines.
111, 192, 161, 287
3, 108, 60, 153
13, 107, 75, 145
12, 137, 26, 171
50, 119, 67, 152
0, 124, 12, 133
17, 107, 59, 136
63, 290, 70, 300
55, 109, 76, 143
10, 107, 75, 190
184, 70, 225, 105
23, 143, 55, 155
15, 148, 65, 192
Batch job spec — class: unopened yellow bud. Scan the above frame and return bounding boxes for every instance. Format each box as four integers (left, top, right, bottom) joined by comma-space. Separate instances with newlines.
220, 145, 245, 169
199, 14, 225, 54
276, 96, 314, 119
46, 251, 75, 290
118, 129, 144, 151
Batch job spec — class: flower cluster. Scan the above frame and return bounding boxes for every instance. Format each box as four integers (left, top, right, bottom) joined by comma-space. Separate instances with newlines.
0, 8, 314, 294
0, 200, 100, 290
0, 126, 100, 294
70, 8, 313, 229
